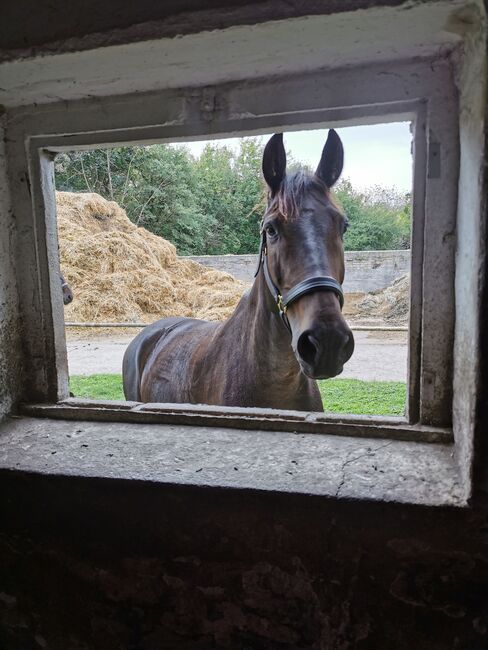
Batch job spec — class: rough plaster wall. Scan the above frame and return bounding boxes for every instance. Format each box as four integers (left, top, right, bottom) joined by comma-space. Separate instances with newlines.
452, 15, 487, 494
477, 76, 488, 493
1, 474, 488, 649
185, 250, 411, 292
0, 0, 435, 61
0, 118, 21, 420
471, 31, 488, 494
0, 1, 467, 107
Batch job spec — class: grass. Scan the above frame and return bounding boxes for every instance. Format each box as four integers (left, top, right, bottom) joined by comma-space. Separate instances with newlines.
318, 378, 406, 416
70, 374, 125, 401
70, 374, 406, 416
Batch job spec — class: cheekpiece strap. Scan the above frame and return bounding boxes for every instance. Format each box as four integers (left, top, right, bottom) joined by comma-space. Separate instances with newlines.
255, 228, 344, 333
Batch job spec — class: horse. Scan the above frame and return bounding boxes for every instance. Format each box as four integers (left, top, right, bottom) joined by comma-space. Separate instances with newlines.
60, 274, 73, 305
123, 130, 354, 412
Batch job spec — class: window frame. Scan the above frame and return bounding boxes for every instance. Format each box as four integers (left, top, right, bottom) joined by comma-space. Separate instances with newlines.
10, 58, 459, 440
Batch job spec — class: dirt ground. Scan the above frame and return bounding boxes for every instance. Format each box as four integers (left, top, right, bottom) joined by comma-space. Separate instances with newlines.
66, 329, 408, 382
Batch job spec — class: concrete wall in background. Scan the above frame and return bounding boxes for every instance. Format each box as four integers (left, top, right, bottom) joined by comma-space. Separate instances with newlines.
184, 249, 411, 293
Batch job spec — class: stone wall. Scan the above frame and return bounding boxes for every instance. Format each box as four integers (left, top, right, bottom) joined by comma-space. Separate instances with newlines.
0, 118, 21, 420
2, 471, 488, 649
183, 250, 411, 293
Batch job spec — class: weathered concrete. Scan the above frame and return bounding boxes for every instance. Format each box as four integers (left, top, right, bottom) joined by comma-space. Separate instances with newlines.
0, 118, 21, 421
184, 250, 411, 293
452, 5, 488, 494
0, 0, 451, 60
0, 416, 463, 505
0, 2, 468, 107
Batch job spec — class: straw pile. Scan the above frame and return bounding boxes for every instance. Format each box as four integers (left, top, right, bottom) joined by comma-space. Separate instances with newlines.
355, 274, 410, 324
57, 192, 246, 323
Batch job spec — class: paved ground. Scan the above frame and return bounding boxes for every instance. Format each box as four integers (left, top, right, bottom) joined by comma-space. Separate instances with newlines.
66, 330, 408, 382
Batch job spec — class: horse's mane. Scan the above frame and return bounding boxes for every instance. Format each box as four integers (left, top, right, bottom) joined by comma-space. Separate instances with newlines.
266, 171, 341, 221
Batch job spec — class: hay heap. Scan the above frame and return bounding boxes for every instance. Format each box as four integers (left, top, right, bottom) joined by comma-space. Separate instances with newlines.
355, 274, 410, 324
57, 192, 246, 323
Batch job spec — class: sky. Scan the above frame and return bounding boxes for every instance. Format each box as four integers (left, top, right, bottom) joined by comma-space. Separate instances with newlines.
174, 122, 413, 193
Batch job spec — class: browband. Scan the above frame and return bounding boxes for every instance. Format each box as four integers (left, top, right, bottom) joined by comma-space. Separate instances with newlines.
255, 228, 344, 333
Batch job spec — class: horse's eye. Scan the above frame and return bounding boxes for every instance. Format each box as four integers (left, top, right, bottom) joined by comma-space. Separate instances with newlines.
265, 224, 278, 238
343, 219, 349, 235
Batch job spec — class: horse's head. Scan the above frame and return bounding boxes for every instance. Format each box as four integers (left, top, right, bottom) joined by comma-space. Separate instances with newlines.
60, 274, 74, 305
260, 130, 354, 379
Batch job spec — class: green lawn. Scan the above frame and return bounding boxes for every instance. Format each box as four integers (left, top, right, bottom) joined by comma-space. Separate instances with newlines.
70, 374, 125, 401
70, 374, 406, 416
318, 378, 406, 415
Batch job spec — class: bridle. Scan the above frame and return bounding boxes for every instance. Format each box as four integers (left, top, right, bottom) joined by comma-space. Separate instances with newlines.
254, 222, 344, 334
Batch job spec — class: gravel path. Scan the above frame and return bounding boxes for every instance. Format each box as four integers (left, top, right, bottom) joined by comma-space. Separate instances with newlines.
67, 330, 408, 382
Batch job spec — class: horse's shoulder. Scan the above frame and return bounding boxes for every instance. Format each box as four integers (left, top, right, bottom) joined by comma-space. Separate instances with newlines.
145, 316, 217, 357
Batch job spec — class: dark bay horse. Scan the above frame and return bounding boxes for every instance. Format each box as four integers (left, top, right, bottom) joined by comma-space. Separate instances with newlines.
123, 130, 354, 411
60, 274, 73, 305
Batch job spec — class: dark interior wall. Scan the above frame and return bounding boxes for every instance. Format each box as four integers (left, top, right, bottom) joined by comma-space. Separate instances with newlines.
1, 473, 488, 650
474, 90, 488, 495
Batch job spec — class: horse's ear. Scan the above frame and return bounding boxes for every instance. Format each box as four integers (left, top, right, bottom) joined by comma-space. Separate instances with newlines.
315, 129, 344, 188
262, 133, 286, 195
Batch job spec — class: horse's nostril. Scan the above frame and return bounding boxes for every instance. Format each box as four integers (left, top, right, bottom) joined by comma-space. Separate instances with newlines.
297, 331, 320, 366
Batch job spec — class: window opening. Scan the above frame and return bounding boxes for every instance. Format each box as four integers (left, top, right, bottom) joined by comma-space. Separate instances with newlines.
54, 122, 412, 418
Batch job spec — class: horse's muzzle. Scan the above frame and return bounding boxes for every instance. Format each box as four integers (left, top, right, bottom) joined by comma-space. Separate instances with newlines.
63, 290, 74, 305
295, 325, 354, 379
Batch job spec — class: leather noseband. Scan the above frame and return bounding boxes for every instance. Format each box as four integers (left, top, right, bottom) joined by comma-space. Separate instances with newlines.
254, 227, 344, 333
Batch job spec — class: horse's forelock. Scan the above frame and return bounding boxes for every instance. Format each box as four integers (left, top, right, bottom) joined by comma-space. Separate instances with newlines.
267, 172, 332, 221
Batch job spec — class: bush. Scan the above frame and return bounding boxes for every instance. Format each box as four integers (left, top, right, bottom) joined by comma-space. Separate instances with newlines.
334, 180, 411, 251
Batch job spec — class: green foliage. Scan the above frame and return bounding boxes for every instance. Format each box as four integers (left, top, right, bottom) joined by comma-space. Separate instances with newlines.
191, 139, 264, 254
70, 373, 406, 415
232, 139, 267, 253
192, 144, 240, 253
55, 143, 411, 255
334, 179, 411, 251
55, 145, 214, 255
55, 141, 265, 255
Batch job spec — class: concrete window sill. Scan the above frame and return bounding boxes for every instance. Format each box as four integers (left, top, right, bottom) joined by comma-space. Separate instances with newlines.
0, 416, 464, 508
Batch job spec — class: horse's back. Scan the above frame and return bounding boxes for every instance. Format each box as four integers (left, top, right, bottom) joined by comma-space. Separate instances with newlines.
122, 317, 216, 402
122, 318, 178, 401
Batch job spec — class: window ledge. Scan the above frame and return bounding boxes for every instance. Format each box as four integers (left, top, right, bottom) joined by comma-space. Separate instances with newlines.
0, 416, 465, 507
21, 399, 453, 443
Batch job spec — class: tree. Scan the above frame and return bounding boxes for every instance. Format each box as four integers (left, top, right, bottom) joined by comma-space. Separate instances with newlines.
192, 144, 242, 254
55, 143, 411, 256
192, 139, 265, 254
231, 138, 266, 254
55, 145, 215, 255
333, 179, 411, 251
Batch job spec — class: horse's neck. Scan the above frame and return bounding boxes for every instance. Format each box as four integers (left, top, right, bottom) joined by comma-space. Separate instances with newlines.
224, 272, 303, 380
